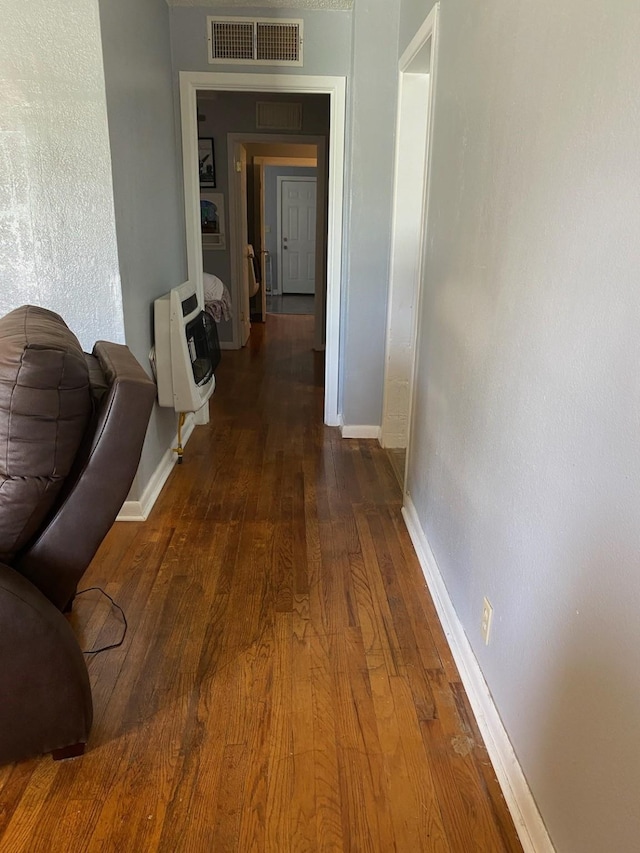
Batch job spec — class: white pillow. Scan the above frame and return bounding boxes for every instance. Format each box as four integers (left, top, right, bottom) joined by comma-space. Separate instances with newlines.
203, 273, 224, 303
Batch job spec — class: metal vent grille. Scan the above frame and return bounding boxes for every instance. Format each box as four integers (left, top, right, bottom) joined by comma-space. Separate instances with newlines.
256, 102, 303, 131
207, 17, 303, 66
210, 21, 254, 61
256, 23, 301, 63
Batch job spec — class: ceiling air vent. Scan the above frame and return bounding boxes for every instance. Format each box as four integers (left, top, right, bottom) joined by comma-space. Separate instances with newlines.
256, 102, 303, 131
207, 17, 303, 67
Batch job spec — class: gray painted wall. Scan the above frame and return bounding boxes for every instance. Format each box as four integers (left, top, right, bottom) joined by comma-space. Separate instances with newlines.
340, 0, 402, 426
264, 165, 317, 292
170, 6, 352, 76
0, 0, 124, 349
405, 0, 640, 850
398, 0, 436, 56
99, 0, 188, 499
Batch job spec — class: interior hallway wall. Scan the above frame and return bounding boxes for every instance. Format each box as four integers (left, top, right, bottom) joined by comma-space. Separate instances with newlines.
0, 0, 124, 348
99, 0, 188, 500
404, 0, 640, 850
341, 0, 402, 427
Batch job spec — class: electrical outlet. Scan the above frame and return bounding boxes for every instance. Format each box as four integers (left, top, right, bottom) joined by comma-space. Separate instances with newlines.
481, 597, 493, 645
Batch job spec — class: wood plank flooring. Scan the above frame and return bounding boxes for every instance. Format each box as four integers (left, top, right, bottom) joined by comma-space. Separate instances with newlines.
0, 315, 523, 852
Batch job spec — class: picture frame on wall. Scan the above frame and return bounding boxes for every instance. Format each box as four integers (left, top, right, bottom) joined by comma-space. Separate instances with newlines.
198, 138, 216, 187
200, 191, 225, 250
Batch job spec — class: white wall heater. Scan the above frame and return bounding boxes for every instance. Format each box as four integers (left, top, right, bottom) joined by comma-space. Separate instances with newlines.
154, 281, 219, 413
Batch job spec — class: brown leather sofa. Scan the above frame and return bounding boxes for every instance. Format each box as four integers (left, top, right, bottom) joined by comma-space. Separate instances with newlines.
0, 305, 156, 765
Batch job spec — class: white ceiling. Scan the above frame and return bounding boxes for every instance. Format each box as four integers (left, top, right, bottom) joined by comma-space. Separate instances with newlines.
167, 0, 353, 8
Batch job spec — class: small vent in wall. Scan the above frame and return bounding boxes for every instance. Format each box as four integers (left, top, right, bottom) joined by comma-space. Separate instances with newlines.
207, 17, 303, 66
256, 102, 303, 131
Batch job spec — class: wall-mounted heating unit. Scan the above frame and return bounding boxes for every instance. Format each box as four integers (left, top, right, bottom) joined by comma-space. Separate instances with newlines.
154, 281, 219, 413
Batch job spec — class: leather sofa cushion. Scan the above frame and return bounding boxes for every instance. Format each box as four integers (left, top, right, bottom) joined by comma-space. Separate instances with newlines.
0, 306, 91, 562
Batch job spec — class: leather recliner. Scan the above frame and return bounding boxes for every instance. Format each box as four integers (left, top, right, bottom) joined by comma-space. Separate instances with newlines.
0, 305, 156, 766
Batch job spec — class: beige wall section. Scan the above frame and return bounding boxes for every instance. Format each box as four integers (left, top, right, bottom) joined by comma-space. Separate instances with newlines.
245, 143, 317, 159
404, 0, 640, 850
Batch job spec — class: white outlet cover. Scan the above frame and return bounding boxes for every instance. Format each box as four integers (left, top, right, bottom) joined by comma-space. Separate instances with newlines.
481, 597, 493, 645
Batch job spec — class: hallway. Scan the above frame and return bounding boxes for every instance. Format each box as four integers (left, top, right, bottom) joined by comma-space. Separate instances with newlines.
0, 315, 522, 851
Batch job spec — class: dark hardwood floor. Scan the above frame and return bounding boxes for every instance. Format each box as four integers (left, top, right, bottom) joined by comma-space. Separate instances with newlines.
0, 314, 522, 852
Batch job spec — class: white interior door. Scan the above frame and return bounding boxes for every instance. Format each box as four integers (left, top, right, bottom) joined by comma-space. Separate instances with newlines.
279, 177, 317, 295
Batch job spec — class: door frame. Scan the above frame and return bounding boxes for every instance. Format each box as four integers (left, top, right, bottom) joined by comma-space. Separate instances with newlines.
228, 135, 325, 349
253, 155, 317, 312
179, 71, 346, 427
277, 175, 317, 296
381, 6, 439, 464
230, 141, 251, 347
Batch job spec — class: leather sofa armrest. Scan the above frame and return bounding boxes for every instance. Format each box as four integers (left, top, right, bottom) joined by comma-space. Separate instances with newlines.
0, 563, 92, 765
15, 342, 156, 610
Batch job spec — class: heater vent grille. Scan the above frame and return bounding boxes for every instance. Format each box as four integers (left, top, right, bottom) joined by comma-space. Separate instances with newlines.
207, 17, 303, 66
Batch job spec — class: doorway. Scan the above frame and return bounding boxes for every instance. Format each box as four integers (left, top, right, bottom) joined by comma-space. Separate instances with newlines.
381, 8, 439, 491
227, 135, 325, 346
179, 72, 346, 427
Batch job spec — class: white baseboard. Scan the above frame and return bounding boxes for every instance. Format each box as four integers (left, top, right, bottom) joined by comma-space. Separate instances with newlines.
117, 413, 196, 522
341, 424, 381, 440
402, 497, 555, 853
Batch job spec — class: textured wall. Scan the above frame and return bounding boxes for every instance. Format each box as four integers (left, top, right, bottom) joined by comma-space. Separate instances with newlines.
0, 0, 124, 349
98, 0, 189, 500
406, 1, 640, 850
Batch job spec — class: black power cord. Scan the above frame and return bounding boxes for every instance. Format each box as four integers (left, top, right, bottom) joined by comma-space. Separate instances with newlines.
75, 587, 128, 655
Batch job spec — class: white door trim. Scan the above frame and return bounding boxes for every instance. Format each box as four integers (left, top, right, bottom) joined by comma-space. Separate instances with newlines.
179, 71, 346, 427
381, 5, 439, 454
277, 175, 317, 296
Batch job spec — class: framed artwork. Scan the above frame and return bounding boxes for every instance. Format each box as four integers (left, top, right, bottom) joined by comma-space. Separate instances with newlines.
198, 138, 216, 187
200, 191, 225, 250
